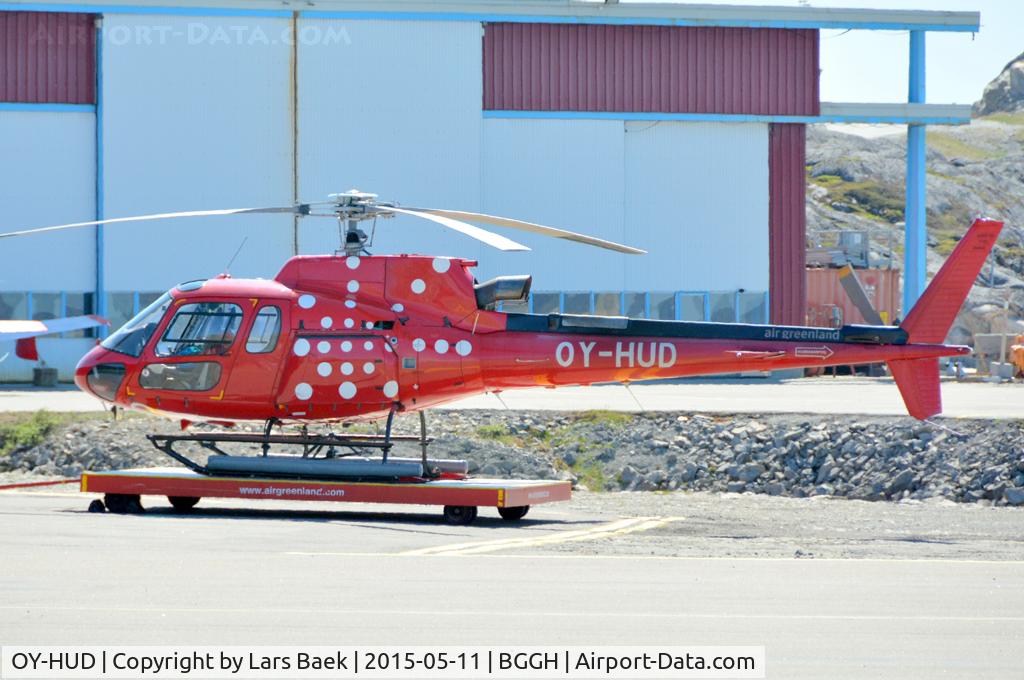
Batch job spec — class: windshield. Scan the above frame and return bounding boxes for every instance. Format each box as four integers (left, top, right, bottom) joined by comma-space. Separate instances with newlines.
100, 292, 173, 357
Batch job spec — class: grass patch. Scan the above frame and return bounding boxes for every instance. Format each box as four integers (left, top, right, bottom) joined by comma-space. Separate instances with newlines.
981, 111, 1024, 126
474, 422, 555, 449
827, 180, 905, 223
0, 411, 100, 457
806, 168, 905, 223
572, 458, 610, 492
927, 131, 1002, 161
809, 173, 846, 188
572, 410, 633, 427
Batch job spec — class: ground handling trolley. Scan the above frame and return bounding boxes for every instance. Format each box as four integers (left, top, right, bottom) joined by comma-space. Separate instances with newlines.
80, 468, 571, 525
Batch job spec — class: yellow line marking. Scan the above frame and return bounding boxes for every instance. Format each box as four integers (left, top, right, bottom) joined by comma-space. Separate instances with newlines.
283, 551, 1024, 565
400, 516, 682, 556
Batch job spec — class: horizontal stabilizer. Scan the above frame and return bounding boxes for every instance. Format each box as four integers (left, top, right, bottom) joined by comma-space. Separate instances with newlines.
887, 358, 941, 420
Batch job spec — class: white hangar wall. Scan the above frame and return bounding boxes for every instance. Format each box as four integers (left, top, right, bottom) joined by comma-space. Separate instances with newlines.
0, 111, 96, 291
296, 19, 484, 260
479, 119, 769, 294
623, 121, 770, 293
100, 15, 294, 292
0, 111, 97, 382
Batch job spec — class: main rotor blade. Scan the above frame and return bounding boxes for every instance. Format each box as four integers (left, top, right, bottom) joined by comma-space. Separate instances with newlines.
838, 264, 885, 326
383, 206, 530, 252
0, 206, 303, 239
406, 208, 646, 255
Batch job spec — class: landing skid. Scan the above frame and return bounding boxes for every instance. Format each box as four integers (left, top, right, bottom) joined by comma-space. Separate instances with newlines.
147, 410, 437, 482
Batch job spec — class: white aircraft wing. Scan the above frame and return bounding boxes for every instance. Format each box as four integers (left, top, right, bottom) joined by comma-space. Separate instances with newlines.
0, 315, 109, 342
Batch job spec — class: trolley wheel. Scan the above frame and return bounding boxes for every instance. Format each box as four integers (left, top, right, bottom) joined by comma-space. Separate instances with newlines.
168, 496, 200, 512
442, 505, 478, 525
87, 499, 106, 513
104, 493, 143, 514
497, 505, 530, 522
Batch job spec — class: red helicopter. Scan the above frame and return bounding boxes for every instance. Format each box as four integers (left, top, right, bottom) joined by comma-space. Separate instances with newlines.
4, 191, 1001, 484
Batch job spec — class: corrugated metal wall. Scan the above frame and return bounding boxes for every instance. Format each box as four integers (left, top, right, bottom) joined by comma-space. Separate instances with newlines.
768, 123, 806, 325
483, 23, 818, 115
0, 11, 96, 104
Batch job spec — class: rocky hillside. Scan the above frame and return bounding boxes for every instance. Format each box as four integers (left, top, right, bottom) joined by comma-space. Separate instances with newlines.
806, 116, 1024, 340
806, 52, 1024, 341
974, 51, 1024, 116
3, 410, 1024, 507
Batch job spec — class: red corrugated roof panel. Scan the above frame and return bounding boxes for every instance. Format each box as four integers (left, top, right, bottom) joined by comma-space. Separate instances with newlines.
484, 23, 819, 115
1, 11, 96, 104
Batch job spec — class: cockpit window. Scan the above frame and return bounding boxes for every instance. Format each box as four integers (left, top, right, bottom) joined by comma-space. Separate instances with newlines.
155, 302, 243, 357
245, 306, 281, 353
100, 292, 173, 357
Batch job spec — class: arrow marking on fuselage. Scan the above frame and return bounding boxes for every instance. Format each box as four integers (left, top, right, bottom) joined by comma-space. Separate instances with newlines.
794, 346, 834, 360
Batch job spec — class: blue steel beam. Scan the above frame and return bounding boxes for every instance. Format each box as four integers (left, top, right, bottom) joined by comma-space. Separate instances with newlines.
95, 19, 106, 334
482, 109, 970, 125
904, 30, 927, 314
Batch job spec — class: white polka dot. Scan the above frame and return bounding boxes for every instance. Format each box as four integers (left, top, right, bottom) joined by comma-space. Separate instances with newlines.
317, 362, 332, 377
320, 316, 333, 329
432, 257, 451, 273
344, 318, 354, 328
382, 380, 399, 399
434, 339, 449, 354
340, 362, 354, 376
293, 339, 310, 356
455, 340, 472, 356
294, 382, 312, 400
338, 382, 357, 399
411, 279, 426, 294
391, 303, 404, 313
364, 321, 374, 330
363, 341, 374, 351
316, 340, 331, 354
363, 362, 375, 375
345, 300, 356, 309
347, 280, 360, 293
340, 341, 352, 352
298, 294, 316, 309
345, 256, 360, 270
412, 338, 426, 352
384, 344, 393, 353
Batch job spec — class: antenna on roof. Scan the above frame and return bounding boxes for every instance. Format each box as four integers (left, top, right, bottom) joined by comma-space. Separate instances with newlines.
223, 236, 248, 276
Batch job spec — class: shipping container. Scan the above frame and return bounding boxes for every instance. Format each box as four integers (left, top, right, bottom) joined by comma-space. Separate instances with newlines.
806, 267, 901, 328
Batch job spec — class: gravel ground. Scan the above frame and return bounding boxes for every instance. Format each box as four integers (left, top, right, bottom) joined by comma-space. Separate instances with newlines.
1, 410, 1023, 508
555, 491, 1024, 560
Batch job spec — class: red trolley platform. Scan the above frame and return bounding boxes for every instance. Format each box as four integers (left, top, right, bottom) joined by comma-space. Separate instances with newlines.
80, 468, 572, 525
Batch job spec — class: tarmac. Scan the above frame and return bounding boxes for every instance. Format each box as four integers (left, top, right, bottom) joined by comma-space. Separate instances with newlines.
0, 489, 1021, 678
0, 379, 1021, 677
2, 376, 1022, 418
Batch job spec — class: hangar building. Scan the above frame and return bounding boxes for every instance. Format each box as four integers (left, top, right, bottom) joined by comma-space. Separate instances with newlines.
0, 0, 977, 378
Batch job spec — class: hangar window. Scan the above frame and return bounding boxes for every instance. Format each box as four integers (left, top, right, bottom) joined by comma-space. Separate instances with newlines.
246, 306, 281, 353
139, 362, 222, 392
156, 302, 243, 357
63, 293, 96, 337
0, 292, 28, 320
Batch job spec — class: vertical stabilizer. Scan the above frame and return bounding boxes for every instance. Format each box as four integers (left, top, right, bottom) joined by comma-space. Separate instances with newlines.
887, 218, 1002, 419
900, 218, 1002, 343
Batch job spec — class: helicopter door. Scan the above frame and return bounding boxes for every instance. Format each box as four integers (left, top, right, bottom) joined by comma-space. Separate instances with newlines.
277, 333, 399, 419
224, 304, 288, 409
